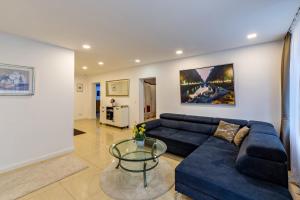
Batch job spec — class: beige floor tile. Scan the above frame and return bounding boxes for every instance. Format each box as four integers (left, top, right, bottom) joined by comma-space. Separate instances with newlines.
74, 139, 100, 157
74, 133, 98, 144
18, 183, 74, 200
289, 182, 300, 200
88, 190, 112, 200
81, 151, 115, 170
59, 167, 102, 200
162, 155, 182, 168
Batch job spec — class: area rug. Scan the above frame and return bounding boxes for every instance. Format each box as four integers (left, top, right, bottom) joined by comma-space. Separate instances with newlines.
0, 154, 88, 200
74, 128, 86, 136
100, 159, 174, 200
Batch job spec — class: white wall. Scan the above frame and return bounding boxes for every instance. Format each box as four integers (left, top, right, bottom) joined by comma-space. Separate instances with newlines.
78, 41, 282, 130
0, 32, 74, 172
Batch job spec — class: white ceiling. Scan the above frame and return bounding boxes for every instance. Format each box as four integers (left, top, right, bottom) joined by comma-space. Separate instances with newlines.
0, 0, 299, 75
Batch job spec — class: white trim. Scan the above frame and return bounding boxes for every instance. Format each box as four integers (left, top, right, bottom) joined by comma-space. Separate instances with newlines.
0, 147, 74, 174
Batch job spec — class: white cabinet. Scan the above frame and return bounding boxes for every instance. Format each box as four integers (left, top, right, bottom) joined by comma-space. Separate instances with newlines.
100, 105, 129, 128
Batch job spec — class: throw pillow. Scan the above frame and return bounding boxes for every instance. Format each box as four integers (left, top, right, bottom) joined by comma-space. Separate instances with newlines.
214, 120, 240, 142
233, 126, 250, 146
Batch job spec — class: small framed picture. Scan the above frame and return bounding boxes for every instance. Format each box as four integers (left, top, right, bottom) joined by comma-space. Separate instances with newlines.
0, 63, 35, 96
76, 83, 84, 92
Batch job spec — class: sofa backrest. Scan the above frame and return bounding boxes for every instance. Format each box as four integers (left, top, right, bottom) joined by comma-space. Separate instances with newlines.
159, 113, 248, 135
248, 120, 278, 136
236, 121, 288, 187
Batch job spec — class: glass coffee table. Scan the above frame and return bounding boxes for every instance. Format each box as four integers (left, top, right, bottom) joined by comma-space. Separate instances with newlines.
109, 137, 167, 187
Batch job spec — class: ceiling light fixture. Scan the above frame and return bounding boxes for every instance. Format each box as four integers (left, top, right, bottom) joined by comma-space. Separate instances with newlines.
176, 50, 183, 55
82, 66, 88, 70
98, 61, 104, 65
135, 59, 141, 63
82, 44, 91, 49
247, 33, 257, 39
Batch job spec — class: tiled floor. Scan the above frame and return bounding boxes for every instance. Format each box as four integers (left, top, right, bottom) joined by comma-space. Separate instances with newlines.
290, 182, 300, 200
14, 119, 300, 200
18, 119, 189, 200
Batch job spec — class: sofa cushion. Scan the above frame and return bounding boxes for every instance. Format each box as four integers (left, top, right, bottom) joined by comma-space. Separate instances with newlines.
213, 117, 248, 127
160, 113, 186, 121
244, 133, 287, 162
183, 115, 215, 124
140, 119, 161, 131
249, 124, 278, 136
213, 120, 240, 142
248, 120, 274, 127
146, 128, 209, 157
175, 137, 291, 200
236, 137, 288, 186
160, 119, 181, 129
179, 121, 216, 135
172, 130, 209, 146
204, 136, 238, 152
233, 126, 250, 146
146, 127, 178, 138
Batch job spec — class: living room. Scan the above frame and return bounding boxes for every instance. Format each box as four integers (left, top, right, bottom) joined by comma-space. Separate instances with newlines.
0, 1, 300, 200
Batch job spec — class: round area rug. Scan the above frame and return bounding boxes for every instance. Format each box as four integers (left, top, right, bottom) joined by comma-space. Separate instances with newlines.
100, 159, 175, 200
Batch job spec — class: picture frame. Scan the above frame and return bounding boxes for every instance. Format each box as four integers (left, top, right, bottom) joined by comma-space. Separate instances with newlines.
76, 83, 84, 92
106, 79, 129, 96
179, 63, 235, 105
0, 63, 35, 96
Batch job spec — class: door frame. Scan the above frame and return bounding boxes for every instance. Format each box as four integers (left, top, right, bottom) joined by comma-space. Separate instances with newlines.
90, 82, 101, 119
139, 77, 157, 122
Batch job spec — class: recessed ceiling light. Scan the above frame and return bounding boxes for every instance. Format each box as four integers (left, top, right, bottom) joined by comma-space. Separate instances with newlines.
98, 61, 104, 65
82, 44, 91, 49
176, 50, 183, 55
135, 59, 141, 63
82, 66, 88, 70
247, 33, 257, 39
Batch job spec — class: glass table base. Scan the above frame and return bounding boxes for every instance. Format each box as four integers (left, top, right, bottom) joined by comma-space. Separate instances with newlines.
115, 158, 159, 187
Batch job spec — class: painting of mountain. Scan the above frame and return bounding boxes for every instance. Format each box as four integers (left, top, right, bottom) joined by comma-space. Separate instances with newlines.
180, 64, 235, 105
0, 64, 34, 95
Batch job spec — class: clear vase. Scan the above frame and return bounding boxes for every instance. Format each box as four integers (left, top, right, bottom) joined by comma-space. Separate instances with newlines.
136, 139, 145, 147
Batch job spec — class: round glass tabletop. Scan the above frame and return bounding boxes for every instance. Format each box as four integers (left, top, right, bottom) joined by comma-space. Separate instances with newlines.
109, 137, 167, 162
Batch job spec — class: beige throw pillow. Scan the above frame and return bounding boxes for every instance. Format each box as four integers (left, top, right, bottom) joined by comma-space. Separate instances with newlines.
233, 126, 250, 146
214, 120, 240, 142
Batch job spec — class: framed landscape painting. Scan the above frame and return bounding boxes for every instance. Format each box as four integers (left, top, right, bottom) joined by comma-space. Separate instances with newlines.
0, 63, 35, 96
180, 63, 235, 105
106, 79, 129, 96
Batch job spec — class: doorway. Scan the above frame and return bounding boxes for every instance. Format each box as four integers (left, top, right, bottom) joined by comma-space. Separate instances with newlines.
142, 78, 156, 121
95, 83, 101, 120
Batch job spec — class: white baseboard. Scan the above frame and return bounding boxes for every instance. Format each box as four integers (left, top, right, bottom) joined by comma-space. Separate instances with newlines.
0, 146, 74, 174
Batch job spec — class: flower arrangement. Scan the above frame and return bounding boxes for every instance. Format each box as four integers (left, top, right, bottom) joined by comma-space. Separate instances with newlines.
133, 123, 146, 141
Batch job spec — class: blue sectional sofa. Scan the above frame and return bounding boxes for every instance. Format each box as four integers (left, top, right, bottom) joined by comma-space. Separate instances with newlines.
140, 113, 291, 200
